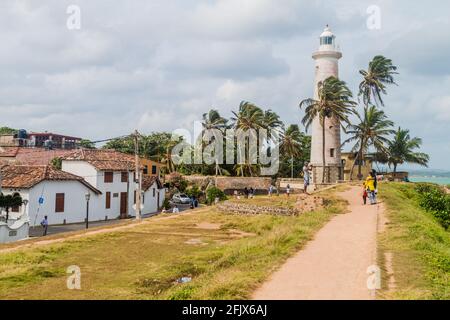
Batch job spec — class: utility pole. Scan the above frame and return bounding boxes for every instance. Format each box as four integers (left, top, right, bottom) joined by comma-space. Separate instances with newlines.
134, 130, 142, 221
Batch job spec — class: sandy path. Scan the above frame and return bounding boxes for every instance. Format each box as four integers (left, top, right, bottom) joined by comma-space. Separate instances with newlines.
253, 186, 381, 300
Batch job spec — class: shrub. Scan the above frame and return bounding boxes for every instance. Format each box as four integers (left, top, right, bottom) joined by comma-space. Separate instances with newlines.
166, 172, 188, 192
162, 198, 171, 210
415, 184, 450, 229
206, 187, 227, 205
185, 185, 202, 199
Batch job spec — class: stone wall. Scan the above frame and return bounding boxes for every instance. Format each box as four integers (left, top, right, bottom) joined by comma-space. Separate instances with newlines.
217, 202, 299, 216
183, 175, 272, 193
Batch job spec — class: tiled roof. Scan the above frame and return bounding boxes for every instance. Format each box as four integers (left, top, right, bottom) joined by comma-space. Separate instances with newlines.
142, 176, 163, 191
0, 165, 101, 194
61, 149, 137, 171
0, 147, 73, 165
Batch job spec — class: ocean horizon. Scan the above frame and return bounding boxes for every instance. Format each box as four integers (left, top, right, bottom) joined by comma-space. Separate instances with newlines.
409, 176, 450, 186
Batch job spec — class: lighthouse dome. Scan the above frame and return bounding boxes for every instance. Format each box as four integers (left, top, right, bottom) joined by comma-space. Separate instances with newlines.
319, 25, 336, 47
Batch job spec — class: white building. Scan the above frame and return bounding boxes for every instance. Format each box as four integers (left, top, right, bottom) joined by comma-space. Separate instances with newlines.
61, 149, 165, 220
310, 26, 343, 184
0, 164, 102, 227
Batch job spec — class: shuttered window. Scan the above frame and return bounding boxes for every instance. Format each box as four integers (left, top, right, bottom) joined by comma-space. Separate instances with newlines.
106, 192, 111, 209
55, 193, 65, 213
104, 172, 113, 183
121, 172, 128, 182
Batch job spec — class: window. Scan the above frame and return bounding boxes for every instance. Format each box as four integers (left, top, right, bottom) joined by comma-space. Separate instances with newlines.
330, 148, 335, 158
153, 188, 156, 197
106, 192, 111, 209
55, 193, 65, 213
11, 205, 20, 213
143, 165, 148, 175
151, 165, 157, 175
104, 172, 113, 183
320, 36, 333, 45
121, 172, 128, 183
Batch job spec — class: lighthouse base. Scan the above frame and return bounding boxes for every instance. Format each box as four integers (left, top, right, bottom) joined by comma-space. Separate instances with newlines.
311, 164, 343, 186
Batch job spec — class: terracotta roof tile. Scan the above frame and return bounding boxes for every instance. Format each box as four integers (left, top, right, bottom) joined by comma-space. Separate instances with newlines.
61, 149, 137, 171
0, 165, 101, 194
142, 176, 163, 191
0, 147, 73, 165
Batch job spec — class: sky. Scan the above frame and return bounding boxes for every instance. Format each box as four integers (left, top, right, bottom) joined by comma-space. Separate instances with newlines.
0, 0, 449, 170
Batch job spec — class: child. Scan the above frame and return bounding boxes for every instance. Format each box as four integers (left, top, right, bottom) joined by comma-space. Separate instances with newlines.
362, 187, 368, 205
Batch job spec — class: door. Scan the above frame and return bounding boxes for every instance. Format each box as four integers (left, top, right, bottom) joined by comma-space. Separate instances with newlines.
120, 192, 128, 218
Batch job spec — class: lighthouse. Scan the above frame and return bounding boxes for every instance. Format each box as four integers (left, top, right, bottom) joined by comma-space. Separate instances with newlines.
310, 26, 343, 184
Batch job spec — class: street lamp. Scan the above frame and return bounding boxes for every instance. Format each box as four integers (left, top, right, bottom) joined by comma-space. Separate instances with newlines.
85, 193, 90, 229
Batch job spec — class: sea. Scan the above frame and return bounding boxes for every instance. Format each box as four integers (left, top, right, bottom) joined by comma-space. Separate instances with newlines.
409, 176, 450, 186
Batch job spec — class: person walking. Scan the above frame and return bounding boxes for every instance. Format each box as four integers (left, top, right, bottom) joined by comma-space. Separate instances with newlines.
303, 162, 311, 194
286, 184, 291, 197
244, 187, 249, 199
40, 216, 49, 236
268, 185, 273, 197
364, 173, 376, 205
249, 187, 254, 199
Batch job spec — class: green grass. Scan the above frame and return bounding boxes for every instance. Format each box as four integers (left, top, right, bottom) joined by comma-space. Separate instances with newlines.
378, 183, 450, 299
0, 194, 346, 300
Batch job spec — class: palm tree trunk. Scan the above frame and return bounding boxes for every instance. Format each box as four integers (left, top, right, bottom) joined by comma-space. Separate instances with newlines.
291, 156, 294, 179
322, 118, 326, 184
357, 146, 363, 180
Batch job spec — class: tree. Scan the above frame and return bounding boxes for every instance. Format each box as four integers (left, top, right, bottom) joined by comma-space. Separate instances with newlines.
300, 76, 357, 183
359, 55, 398, 107
78, 139, 96, 149
381, 127, 429, 174
0, 127, 17, 135
201, 109, 228, 176
0, 193, 23, 223
342, 105, 394, 180
231, 101, 265, 176
280, 124, 303, 178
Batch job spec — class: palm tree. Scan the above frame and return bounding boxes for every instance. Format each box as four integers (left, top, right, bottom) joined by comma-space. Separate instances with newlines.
262, 110, 283, 133
231, 101, 265, 176
300, 76, 357, 183
280, 124, 303, 178
201, 109, 228, 176
342, 105, 394, 180
359, 55, 398, 107
381, 127, 429, 174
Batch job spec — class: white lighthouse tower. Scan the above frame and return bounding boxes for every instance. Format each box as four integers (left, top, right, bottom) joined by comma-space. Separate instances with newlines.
310, 26, 343, 184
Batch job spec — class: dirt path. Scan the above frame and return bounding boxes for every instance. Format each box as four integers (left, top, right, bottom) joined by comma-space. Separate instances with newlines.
253, 186, 381, 300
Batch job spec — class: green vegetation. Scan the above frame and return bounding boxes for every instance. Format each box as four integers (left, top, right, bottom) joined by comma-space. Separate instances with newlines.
0, 193, 23, 222
206, 187, 227, 204
0, 194, 346, 300
378, 183, 450, 299
415, 183, 450, 229
0, 127, 17, 135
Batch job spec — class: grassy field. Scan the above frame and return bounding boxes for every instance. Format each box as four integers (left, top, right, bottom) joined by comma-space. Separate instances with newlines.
0, 192, 346, 300
378, 183, 450, 299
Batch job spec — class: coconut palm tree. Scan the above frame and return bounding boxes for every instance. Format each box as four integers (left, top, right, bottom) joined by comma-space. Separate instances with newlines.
231, 101, 265, 176
300, 76, 357, 183
359, 55, 398, 107
201, 109, 228, 176
381, 127, 429, 174
280, 124, 303, 178
342, 105, 394, 180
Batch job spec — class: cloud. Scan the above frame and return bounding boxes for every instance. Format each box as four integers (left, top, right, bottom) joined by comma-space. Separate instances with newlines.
0, 0, 449, 169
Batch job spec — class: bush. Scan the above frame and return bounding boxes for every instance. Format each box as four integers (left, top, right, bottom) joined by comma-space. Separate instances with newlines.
206, 187, 227, 205
162, 198, 171, 210
166, 172, 188, 192
415, 184, 450, 229
185, 185, 202, 199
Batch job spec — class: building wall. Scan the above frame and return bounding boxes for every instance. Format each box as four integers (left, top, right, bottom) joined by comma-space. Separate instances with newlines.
140, 158, 163, 178
62, 161, 98, 187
